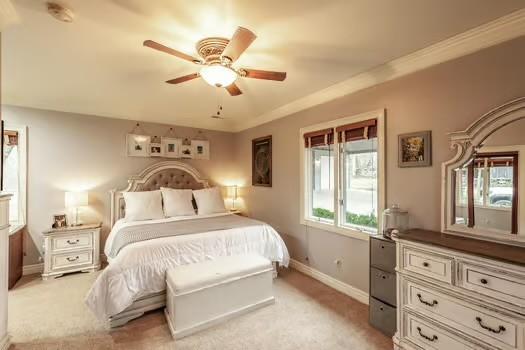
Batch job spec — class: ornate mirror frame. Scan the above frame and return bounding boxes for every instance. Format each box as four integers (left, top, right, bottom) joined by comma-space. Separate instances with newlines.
442, 97, 525, 246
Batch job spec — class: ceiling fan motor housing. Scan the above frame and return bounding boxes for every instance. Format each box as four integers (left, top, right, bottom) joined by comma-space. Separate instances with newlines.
196, 37, 231, 65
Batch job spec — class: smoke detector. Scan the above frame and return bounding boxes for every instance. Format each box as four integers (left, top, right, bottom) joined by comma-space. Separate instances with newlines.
46, 2, 74, 23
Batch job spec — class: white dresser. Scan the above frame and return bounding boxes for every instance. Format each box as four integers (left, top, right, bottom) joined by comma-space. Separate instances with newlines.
393, 230, 525, 350
42, 223, 101, 280
0, 194, 12, 350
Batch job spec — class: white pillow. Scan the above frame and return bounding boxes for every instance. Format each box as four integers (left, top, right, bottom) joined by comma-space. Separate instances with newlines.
193, 187, 227, 215
123, 190, 164, 222
161, 187, 196, 217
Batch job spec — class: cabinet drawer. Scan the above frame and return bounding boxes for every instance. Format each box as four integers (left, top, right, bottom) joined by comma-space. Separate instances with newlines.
404, 313, 477, 350
402, 247, 453, 284
369, 297, 396, 336
370, 237, 396, 273
458, 261, 525, 308
406, 280, 522, 349
52, 233, 92, 251
52, 251, 92, 269
370, 267, 396, 306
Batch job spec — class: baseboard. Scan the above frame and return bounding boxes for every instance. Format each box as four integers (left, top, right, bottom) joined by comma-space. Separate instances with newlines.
0, 333, 10, 350
22, 263, 44, 276
289, 258, 369, 305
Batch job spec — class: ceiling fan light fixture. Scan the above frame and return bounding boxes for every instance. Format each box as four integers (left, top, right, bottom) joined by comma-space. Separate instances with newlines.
200, 64, 237, 87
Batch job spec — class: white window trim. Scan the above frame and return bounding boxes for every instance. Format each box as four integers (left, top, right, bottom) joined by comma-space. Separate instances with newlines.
4, 124, 27, 228
299, 109, 385, 241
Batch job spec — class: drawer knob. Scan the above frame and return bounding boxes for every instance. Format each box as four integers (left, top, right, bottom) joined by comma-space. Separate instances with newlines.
381, 245, 385, 249
66, 239, 80, 245
480, 278, 488, 285
417, 293, 438, 307
381, 275, 386, 279
422, 262, 429, 267
66, 256, 79, 262
416, 327, 438, 342
475, 317, 506, 334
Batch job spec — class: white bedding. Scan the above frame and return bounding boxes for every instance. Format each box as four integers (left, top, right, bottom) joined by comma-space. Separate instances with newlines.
85, 213, 289, 321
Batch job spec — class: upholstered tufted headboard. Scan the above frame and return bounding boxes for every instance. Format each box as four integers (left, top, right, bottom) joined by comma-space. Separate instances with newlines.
109, 161, 209, 227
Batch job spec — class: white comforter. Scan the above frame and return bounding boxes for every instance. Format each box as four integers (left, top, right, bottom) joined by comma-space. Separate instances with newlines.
85, 213, 289, 321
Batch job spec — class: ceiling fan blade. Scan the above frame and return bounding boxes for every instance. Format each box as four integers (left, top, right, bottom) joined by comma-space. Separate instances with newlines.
225, 83, 242, 96
241, 69, 286, 81
221, 27, 257, 63
166, 73, 200, 84
144, 40, 202, 64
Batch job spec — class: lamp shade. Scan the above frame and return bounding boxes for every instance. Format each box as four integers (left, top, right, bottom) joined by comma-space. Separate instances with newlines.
227, 185, 238, 200
65, 191, 88, 208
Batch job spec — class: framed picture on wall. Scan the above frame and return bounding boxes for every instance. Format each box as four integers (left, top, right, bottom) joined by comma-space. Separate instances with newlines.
398, 130, 432, 167
192, 140, 210, 160
149, 143, 163, 157
252, 135, 272, 187
162, 137, 181, 158
126, 134, 150, 157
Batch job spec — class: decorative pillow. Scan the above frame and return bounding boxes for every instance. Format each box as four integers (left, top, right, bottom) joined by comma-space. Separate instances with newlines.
193, 187, 227, 215
160, 187, 196, 217
123, 190, 164, 222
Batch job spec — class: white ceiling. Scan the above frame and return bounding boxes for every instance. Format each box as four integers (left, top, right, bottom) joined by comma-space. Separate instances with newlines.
2, 0, 524, 131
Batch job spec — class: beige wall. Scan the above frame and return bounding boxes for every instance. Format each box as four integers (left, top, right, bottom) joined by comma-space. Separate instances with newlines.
2, 106, 237, 266
233, 36, 525, 293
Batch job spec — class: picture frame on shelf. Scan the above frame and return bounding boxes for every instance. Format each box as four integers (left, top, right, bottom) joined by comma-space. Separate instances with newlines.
398, 130, 432, 167
192, 140, 210, 160
52, 214, 67, 229
126, 134, 150, 157
162, 137, 182, 158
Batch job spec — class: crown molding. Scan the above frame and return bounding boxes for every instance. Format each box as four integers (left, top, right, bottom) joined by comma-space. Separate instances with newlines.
0, 0, 17, 30
233, 8, 525, 132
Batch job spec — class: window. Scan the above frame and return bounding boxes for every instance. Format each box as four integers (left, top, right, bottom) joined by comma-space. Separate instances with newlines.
300, 110, 385, 239
2, 124, 27, 229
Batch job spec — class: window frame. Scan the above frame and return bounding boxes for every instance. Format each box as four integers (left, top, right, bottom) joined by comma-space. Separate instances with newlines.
299, 109, 385, 241
4, 124, 27, 231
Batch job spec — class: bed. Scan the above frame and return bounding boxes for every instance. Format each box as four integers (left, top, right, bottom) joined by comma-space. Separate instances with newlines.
85, 161, 289, 327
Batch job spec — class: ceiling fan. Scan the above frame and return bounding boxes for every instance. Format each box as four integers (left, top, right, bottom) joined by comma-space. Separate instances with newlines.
143, 27, 287, 96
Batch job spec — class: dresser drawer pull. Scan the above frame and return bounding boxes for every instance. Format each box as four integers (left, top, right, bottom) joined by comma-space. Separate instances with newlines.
480, 278, 488, 285
66, 239, 80, 245
381, 275, 386, 279
475, 317, 506, 334
417, 293, 438, 307
66, 256, 79, 262
422, 262, 429, 267
416, 327, 438, 342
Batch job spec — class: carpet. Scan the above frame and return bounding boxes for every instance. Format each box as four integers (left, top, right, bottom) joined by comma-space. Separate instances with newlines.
8, 269, 392, 350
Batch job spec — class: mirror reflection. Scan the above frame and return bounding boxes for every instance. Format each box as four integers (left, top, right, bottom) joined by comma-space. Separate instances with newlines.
453, 118, 525, 234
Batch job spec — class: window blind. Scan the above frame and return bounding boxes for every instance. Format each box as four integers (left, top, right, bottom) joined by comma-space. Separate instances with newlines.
336, 119, 377, 143
303, 128, 334, 148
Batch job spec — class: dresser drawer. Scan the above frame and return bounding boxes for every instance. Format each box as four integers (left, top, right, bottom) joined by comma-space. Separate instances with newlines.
52, 233, 93, 252
458, 261, 525, 308
402, 247, 453, 284
406, 280, 522, 349
52, 251, 93, 269
370, 267, 396, 306
370, 237, 396, 273
404, 313, 478, 350
369, 297, 396, 336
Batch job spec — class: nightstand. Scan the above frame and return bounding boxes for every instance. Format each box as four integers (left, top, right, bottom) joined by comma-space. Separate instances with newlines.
42, 223, 101, 280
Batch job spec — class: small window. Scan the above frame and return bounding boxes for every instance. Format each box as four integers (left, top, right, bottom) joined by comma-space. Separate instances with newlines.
310, 144, 335, 222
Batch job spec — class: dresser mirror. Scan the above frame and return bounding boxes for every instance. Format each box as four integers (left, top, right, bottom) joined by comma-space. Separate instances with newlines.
442, 97, 525, 245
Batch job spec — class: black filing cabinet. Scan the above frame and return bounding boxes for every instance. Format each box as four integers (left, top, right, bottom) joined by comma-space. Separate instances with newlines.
369, 235, 397, 336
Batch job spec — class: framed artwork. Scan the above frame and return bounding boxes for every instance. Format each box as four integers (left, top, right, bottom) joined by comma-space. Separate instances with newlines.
398, 130, 432, 167
252, 135, 272, 187
52, 214, 68, 229
192, 140, 210, 160
162, 137, 181, 158
126, 134, 150, 157
180, 145, 193, 159
149, 143, 163, 157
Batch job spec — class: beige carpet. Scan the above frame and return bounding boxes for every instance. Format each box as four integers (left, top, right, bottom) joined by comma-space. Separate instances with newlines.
8, 269, 392, 350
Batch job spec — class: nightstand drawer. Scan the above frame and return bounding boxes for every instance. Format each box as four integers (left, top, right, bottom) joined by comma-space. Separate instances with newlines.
402, 247, 453, 284
52, 233, 93, 251
52, 251, 93, 269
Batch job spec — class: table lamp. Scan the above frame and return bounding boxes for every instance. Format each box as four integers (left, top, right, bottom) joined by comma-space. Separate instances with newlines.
65, 191, 88, 226
227, 185, 238, 212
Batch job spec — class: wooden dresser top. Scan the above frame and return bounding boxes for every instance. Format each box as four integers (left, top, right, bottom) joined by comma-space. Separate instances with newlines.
394, 229, 525, 267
